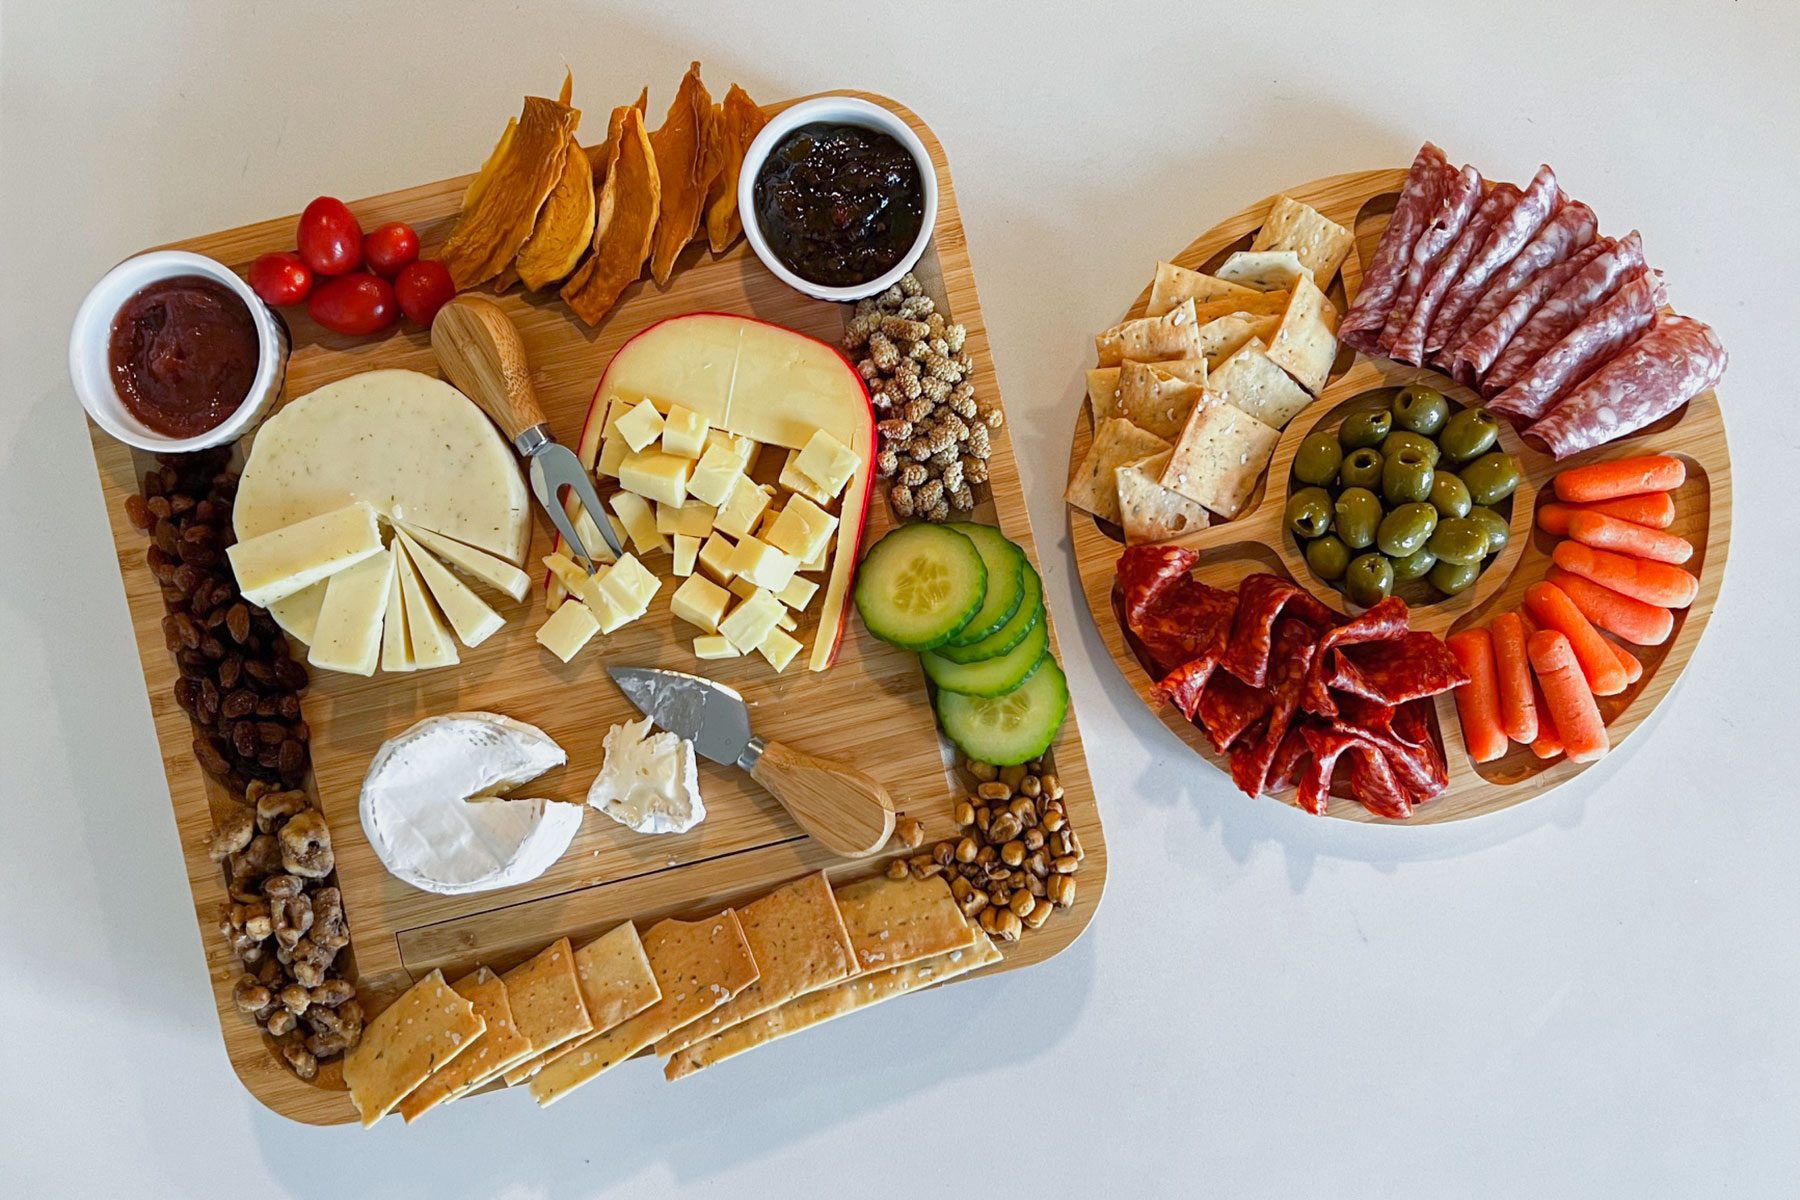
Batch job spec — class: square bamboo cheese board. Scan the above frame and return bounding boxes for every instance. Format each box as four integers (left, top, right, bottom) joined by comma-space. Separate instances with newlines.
85, 90, 1105, 1124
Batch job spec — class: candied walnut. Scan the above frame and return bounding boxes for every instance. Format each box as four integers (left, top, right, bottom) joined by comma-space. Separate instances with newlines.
309, 978, 355, 1008
271, 892, 313, 952
261, 873, 303, 901
278, 810, 333, 878
278, 982, 312, 1015
309, 887, 349, 952
265, 1008, 297, 1038
255, 789, 308, 832
281, 1040, 319, 1082
207, 808, 254, 863
239, 832, 281, 877
309, 998, 364, 1049
288, 938, 335, 989
232, 974, 272, 1014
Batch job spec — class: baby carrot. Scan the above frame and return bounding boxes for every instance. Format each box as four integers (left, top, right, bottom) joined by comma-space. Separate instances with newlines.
1529, 676, 1564, 759
1529, 630, 1609, 763
1536, 493, 1676, 535
1611, 640, 1643, 687
1544, 566, 1673, 646
1447, 628, 1508, 762
1552, 540, 1699, 609
1567, 511, 1693, 565
1489, 612, 1538, 744
1524, 581, 1629, 696
1554, 454, 1685, 503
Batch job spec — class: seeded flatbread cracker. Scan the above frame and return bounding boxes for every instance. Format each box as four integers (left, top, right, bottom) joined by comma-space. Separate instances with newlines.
834, 873, 977, 972
1160, 401, 1280, 519
665, 931, 1002, 1079
1146, 261, 1259, 317
1065, 418, 1171, 524
499, 938, 592, 1085
342, 969, 486, 1128
530, 910, 758, 1106
1206, 340, 1315, 430
1085, 367, 1120, 421
1116, 451, 1211, 545
1112, 359, 1208, 440
1250, 195, 1352, 287
1190, 289, 1291, 327
1216, 249, 1308, 293
522, 920, 666, 1076
396, 967, 530, 1123
1195, 313, 1281, 366
656, 872, 855, 1058
1094, 299, 1203, 367
1262, 273, 1340, 395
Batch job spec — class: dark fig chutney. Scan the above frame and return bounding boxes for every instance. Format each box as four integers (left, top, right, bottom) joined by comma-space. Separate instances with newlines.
753, 122, 925, 288
109, 275, 259, 438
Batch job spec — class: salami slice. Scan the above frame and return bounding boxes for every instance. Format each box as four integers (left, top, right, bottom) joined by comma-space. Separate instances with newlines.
1301, 595, 1411, 716
1348, 749, 1413, 819
1117, 545, 1198, 628
1525, 313, 1726, 460
1155, 657, 1214, 720
1449, 238, 1612, 385
1229, 618, 1317, 796
1264, 723, 1313, 795
1377, 165, 1483, 355
1424, 165, 1560, 356
1328, 632, 1469, 706
1341, 143, 1452, 352
1219, 573, 1335, 688
1441, 199, 1598, 360
1491, 269, 1667, 423
1484, 232, 1647, 396
1389, 183, 1520, 365
1132, 579, 1237, 677
1197, 671, 1271, 755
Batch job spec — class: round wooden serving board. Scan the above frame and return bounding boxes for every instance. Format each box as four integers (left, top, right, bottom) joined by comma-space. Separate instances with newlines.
1067, 169, 1732, 823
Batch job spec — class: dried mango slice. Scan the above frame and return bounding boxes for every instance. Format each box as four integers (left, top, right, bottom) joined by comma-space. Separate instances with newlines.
440, 94, 580, 290
703, 84, 767, 253
595, 88, 647, 184
561, 104, 660, 326
515, 133, 595, 290
647, 62, 711, 287
463, 119, 517, 214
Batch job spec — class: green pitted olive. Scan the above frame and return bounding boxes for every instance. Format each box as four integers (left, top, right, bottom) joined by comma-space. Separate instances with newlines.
1382, 447, 1435, 504
1429, 470, 1472, 518
1339, 447, 1384, 489
1428, 557, 1481, 595
1381, 429, 1441, 467
1305, 534, 1351, 582
1439, 406, 1500, 463
1460, 450, 1523, 505
1344, 553, 1395, 608
1293, 431, 1344, 487
1465, 505, 1510, 555
1392, 386, 1449, 435
1334, 487, 1383, 550
1428, 517, 1489, 565
1391, 546, 1438, 582
1377, 501, 1439, 558
1339, 409, 1392, 449
1286, 486, 1334, 539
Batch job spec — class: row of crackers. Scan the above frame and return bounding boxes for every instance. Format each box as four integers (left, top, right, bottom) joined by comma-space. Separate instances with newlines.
340, 871, 998, 1126
1067, 195, 1351, 543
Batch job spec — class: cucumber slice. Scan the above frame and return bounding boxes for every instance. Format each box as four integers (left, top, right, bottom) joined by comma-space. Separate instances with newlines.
853, 524, 986, 651
920, 611, 1049, 697
936, 657, 1069, 766
933, 564, 1041, 664
943, 523, 1026, 646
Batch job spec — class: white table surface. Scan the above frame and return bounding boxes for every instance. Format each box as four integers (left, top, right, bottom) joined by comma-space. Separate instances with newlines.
4, 0, 1796, 1194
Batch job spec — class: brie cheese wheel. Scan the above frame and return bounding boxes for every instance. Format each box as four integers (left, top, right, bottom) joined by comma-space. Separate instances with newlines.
587, 717, 705, 835
360, 713, 582, 895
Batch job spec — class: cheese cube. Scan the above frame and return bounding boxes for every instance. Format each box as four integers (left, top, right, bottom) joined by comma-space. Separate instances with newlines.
765, 495, 839, 564
597, 553, 660, 616
706, 429, 760, 471
757, 627, 804, 673
726, 534, 798, 592
719, 588, 784, 652
596, 436, 629, 479
609, 491, 668, 556
656, 500, 717, 538
673, 534, 700, 577
697, 532, 737, 583
713, 476, 774, 540
728, 576, 758, 602
799, 535, 832, 574
778, 449, 835, 508
693, 634, 741, 659
670, 574, 731, 633
537, 600, 600, 663
542, 551, 630, 630
618, 450, 693, 507
614, 399, 665, 453
568, 503, 620, 565
227, 502, 384, 607
792, 429, 860, 500
776, 574, 819, 612
661, 404, 710, 459
775, 608, 797, 632
686, 443, 745, 508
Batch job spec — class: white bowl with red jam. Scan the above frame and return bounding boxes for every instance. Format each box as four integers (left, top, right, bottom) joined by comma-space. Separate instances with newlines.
70, 250, 289, 452
738, 97, 939, 303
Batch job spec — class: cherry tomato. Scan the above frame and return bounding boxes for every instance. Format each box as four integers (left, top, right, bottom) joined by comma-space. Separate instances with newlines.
297, 196, 363, 276
362, 222, 420, 278
307, 272, 397, 336
248, 251, 313, 306
395, 259, 456, 326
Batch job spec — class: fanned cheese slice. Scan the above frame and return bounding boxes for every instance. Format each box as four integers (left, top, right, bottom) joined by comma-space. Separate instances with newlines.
395, 538, 460, 669
307, 548, 395, 677
267, 580, 326, 646
396, 530, 504, 649
399, 521, 531, 602
226, 501, 383, 607
379, 543, 415, 673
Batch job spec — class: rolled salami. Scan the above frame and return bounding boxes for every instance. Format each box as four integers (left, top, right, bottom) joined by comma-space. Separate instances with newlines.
1341, 143, 1452, 352
1377, 165, 1483, 355
1441, 199, 1598, 360
1449, 238, 1612, 385
1484, 232, 1647, 395
1424, 164, 1559, 356
1525, 314, 1726, 460
1389, 182, 1520, 365
1491, 270, 1667, 422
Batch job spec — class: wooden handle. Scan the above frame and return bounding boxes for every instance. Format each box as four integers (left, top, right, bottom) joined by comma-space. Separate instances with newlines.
430, 294, 548, 441
749, 739, 896, 859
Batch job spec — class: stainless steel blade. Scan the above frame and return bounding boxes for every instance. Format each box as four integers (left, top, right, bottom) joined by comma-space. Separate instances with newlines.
608, 666, 754, 767
527, 441, 625, 569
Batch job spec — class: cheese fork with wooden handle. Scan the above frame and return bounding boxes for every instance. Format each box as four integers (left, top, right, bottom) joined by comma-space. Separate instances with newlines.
609, 666, 896, 858
430, 294, 624, 569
